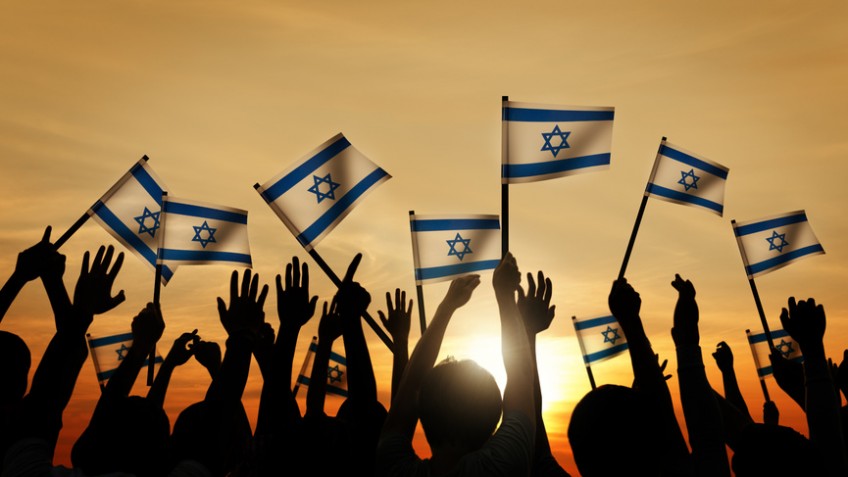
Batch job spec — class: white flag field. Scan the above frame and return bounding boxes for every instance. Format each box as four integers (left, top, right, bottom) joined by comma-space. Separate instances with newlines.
294, 336, 348, 398
733, 210, 824, 279
645, 140, 729, 216
255, 133, 391, 251
86, 157, 175, 284
572, 314, 629, 365
87, 331, 163, 386
157, 196, 252, 269
746, 329, 803, 379
502, 101, 614, 184
409, 214, 501, 285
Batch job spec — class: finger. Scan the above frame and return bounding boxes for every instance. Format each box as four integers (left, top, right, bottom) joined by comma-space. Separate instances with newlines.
230, 270, 238, 300
107, 252, 125, 282
109, 290, 126, 309
526, 272, 536, 298
275, 274, 283, 298
780, 307, 790, 329
257, 284, 269, 308
378, 310, 388, 328
217, 297, 227, 317
543, 277, 553, 306
401, 290, 406, 309
309, 296, 318, 312
93, 246, 106, 271
241, 269, 252, 298
788, 296, 797, 315
249, 272, 260, 301
406, 298, 413, 316
292, 256, 301, 288
81, 250, 91, 276
301, 261, 309, 293
385, 291, 393, 314
322, 301, 329, 317
536, 271, 545, 298
343, 253, 362, 284
395, 288, 401, 310
100, 245, 115, 274
41, 226, 52, 243
285, 261, 293, 290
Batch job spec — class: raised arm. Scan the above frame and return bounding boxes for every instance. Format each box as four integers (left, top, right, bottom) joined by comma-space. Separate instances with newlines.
712, 341, 752, 421
378, 289, 412, 404
337, 254, 378, 405
306, 299, 343, 418
147, 330, 198, 408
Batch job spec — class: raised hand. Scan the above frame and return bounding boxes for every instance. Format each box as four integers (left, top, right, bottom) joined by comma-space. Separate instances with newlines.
319, 298, 343, 343
492, 252, 520, 298
443, 274, 481, 310
217, 269, 269, 339
14, 226, 64, 282
670, 274, 699, 347
335, 253, 371, 319
73, 245, 126, 316
166, 330, 199, 367
276, 256, 318, 331
131, 302, 165, 354
517, 270, 555, 336
193, 340, 222, 377
712, 341, 734, 374
608, 277, 641, 324
378, 289, 412, 343
780, 297, 826, 351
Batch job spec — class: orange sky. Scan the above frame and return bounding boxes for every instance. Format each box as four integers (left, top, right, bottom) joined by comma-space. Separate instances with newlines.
2, 1, 848, 474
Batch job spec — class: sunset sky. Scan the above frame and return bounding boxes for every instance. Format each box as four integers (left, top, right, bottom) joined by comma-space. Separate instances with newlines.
2, 1, 848, 474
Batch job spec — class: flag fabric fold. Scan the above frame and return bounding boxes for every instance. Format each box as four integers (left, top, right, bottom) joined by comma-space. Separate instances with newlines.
645, 140, 729, 216
86, 331, 164, 386
746, 329, 803, 379
409, 214, 501, 285
572, 315, 629, 365
294, 336, 348, 398
255, 133, 391, 251
502, 101, 615, 184
157, 196, 252, 269
86, 157, 175, 284
733, 210, 824, 279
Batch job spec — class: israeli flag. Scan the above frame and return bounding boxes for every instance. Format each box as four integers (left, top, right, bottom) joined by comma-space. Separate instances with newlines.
746, 329, 803, 379
572, 315, 629, 365
157, 196, 252, 269
410, 214, 501, 285
86, 331, 164, 386
255, 133, 391, 251
502, 101, 614, 184
293, 336, 348, 398
86, 157, 175, 284
733, 210, 824, 279
645, 140, 729, 216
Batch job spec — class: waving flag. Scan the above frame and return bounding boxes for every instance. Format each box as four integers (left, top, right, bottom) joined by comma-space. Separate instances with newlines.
410, 214, 501, 285
746, 329, 803, 379
733, 210, 824, 279
86, 157, 175, 284
87, 331, 163, 386
157, 196, 252, 269
572, 315, 629, 365
502, 101, 614, 183
645, 140, 729, 216
293, 336, 348, 398
255, 133, 391, 251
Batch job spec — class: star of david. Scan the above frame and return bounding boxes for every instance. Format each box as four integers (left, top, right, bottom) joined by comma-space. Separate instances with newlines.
307, 173, 341, 203
327, 364, 344, 384
766, 230, 789, 253
446, 233, 473, 261
601, 326, 621, 345
775, 339, 795, 358
540, 125, 571, 158
115, 344, 130, 361
192, 221, 217, 248
134, 207, 161, 238
678, 169, 700, 191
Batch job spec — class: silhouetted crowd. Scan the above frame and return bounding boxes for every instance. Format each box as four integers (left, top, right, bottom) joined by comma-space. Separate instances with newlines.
1, 228, 847, 476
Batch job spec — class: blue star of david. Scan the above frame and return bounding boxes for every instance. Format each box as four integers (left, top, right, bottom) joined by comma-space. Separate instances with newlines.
307, 173, 341, 204
601, 326, 621, 345
134, 207, 161, 238
446, 233, 473, 261
678, 169, 700, 191
192, 221, 217, 248
766, 230, 789, 253
775, 339, 794, 358
327, 364, 344, 384
115, 344, 130, 361
540, 125, 571, 158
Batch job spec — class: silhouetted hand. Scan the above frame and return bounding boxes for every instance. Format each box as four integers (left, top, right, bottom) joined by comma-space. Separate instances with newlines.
670, 274, 699, 347
335, 253, 371, 319
837, 350, 848, 400
217, 269, 269, 340
608, 278, 641, 325
194, 340, 222, 376
780, 297, 826, 351
318, 298, 343, 343
517, 270, 555, 336
276, 256, 318, 331
166, 330, 199, 366
493, 252, 520, 298
658, 354, 672, 381
378, 289, 412, 343
712, 341, 734, 374
763, 400, 779, 425
13, 226, 64, 282
443, 275, 481, 309
73, 245, 126, 316
132, 303, 165, 354
769, 350, 805, 409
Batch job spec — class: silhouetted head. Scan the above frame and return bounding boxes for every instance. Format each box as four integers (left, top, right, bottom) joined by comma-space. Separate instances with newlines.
0, 331, 30, 404
72, 395, 170, 477
568, 384, 663, 476
732, 423, 823, 476
418, 358, 502, 452
170, 400, 253, 477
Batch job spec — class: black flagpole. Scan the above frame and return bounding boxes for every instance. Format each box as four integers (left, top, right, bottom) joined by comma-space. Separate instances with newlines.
409, 211, 427, 335
501, 95, 509, 258
732, 219, 777, 351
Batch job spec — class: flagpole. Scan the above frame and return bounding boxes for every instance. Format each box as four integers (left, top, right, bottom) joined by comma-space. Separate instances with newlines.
572, 316, 597, 390
148, 191, 167, 386
732, 219, 776, 351
306, 248, 394, 352
409, 211, 427, 335
86, 333, 107, 393
54, 213, 90, 249
746, 329, 772, 402
501, 95, 509, 258
617, 137, 666, 280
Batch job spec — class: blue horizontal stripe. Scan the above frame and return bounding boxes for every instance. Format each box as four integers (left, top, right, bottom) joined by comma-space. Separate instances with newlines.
745, 244, 825, 276
502, 153, 610, 179
159, 249, 252, 265
306, 342, 347, 365
646, 183, 723, 214
261, 136, 352, 203
296, 168, 389, 246
658, 145, 728, 179
411, 218, 500, 232
574, 315, 617, 331
295, 375, 349, 397
164, 202, 247, 224
747, 329, 790, 344
503, 107, 614, 122
584, 343, 629, 364
734, 212, 808, 236
98, 356, 164, 381
89, 332, 133, 348
92, 204, 175, 282
130, 162, 164, 205
415, 259, 500, 281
